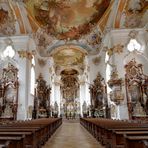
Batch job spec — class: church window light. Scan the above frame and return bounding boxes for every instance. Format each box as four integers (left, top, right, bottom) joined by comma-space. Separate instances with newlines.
30, 56, 35, 95
127, 39, 141, 52
3, 45, 15, 58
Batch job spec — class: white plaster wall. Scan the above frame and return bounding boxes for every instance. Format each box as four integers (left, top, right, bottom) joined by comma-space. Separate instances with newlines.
0, 35, 30, 120
79, 83, 85, 116
54, 84, 61, 116
88, 51, 106, 84
105, 28, 148, 119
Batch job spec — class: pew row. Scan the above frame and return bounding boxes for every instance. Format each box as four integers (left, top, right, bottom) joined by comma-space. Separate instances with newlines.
80, 118, 148, 148
0, 118, 62, 148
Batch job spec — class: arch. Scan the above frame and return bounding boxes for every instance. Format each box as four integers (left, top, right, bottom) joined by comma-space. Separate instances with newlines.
61, 69, 79, 75
50, 44, 88, 56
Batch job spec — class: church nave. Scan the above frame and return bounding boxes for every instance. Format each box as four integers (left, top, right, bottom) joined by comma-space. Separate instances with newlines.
0, 0, 147, 147
43, 121, 103, 148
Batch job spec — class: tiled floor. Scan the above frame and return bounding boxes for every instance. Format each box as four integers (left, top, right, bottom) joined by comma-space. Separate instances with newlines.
42, 121, 104, 148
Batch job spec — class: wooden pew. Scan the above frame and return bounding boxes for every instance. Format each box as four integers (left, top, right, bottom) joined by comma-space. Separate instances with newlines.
111, 130, 148, 148
0, 128, 40, 147
0, 131, 35, 148
0, 141, 12, 148
80, 118, 148, 148
124, 135, 148, 148
0, 118, 62, 148
0, 135, 25, 148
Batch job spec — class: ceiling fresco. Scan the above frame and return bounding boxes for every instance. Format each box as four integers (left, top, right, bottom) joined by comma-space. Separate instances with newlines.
124, 0, 148, 28
0, 0, 147, 60
61, 69, 78, 75
53, 47, 85, 66
25, 0, 111, 40
114, 0, 148, 28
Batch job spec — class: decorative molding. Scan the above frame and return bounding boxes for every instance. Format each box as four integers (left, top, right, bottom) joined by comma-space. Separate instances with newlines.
124, 58, 148, 119
128, 30, 138, 39
104, 44, 124, 57
17, 50, 36, 60
108, 67, 124, 105
37, 58, 47, 67
86, 32, 102, 47
92, 56, 101, 65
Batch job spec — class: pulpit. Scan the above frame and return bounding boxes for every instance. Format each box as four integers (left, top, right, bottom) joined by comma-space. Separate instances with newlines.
108, 68, 124, 105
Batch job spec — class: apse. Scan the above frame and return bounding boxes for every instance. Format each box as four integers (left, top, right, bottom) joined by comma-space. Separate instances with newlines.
60, 69, 79, 119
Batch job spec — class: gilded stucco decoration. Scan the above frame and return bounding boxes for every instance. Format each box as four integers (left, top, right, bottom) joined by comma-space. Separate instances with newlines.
124, 58, 148, 119
17, 50, 36, 60
37, 58, 47, 67
104, 44, 124, 58
0, 8, 16, 35
25, 0, 111, 40
86, 32, 102, 47
128, 30, 139, 39
92, 57, 101, 65
82, 29, 102, 54
61, 68, 79, 116
108, 67, 124, 105
34, 28, 54, 56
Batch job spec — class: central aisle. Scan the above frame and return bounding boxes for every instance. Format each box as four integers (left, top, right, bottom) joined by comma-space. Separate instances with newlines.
43, 120, 104, 148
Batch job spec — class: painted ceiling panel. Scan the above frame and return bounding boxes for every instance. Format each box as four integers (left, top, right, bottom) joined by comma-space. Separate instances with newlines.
25, 0, 111, 40
53, 47, 85, 66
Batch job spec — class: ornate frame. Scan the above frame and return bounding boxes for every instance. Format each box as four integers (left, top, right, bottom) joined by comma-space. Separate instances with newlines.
0, 63, 19, 120
125, 59, 147, 119
108, 68, 124, 105
33, 73, 51, 119
89, 72, 109, 118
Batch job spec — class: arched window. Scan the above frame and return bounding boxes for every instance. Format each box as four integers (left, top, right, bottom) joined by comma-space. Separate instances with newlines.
105, 52, 112, 93
127, 38, 141, 52
3, 45, 15, 58
30, 56, 35, 95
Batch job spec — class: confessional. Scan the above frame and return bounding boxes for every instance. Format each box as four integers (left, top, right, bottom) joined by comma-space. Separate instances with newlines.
125, 59, 148, 120
0, 64, 19, 121
33, 74, 51, 119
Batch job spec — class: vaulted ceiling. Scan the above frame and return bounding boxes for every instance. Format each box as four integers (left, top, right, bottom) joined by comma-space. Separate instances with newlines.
0, 0, 147, 59
25, 0, 111, 40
